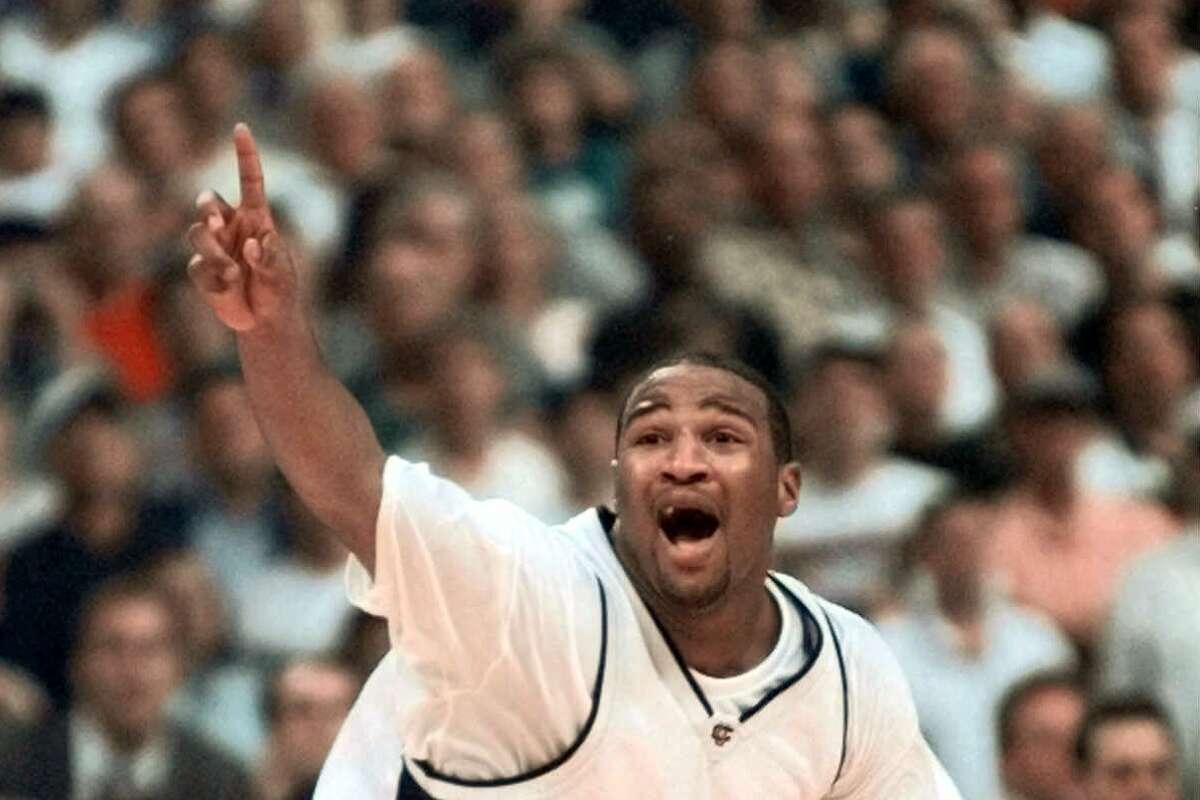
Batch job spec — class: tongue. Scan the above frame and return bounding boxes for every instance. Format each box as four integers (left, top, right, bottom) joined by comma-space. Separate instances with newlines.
659, 506, 719, 541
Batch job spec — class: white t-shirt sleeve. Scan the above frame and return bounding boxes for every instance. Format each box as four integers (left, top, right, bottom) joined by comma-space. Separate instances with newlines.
825, 606, 963, 800
344, 456, 602, 780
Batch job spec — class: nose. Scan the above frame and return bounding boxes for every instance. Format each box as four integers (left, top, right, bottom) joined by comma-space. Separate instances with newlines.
661, 432, 709, 484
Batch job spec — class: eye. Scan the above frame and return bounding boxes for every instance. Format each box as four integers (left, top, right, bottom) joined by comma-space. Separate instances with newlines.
708, 429, 743, 445
633, 430, 666, 446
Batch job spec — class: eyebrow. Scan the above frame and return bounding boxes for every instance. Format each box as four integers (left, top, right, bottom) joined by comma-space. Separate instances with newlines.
621, 394, 759, 432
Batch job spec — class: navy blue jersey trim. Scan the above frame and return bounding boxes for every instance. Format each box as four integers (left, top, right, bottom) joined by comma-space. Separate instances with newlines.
600, 507, 714, 716
397, 767, 438, 799
409, 576, 608, 789
736, 575, 826, 723
820, 605, 850, 786
642, 598, 716, 716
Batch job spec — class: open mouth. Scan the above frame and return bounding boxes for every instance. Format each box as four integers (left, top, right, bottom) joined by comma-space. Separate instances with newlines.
657, 506, 720, 543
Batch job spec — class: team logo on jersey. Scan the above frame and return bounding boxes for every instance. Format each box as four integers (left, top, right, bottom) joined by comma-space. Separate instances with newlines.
711, 723, 734, 747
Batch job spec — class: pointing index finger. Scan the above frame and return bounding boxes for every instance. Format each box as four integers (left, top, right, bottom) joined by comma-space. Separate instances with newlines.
234, 123, 267, 211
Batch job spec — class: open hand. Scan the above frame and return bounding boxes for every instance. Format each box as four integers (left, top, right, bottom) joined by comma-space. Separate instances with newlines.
187, 124, 298, 332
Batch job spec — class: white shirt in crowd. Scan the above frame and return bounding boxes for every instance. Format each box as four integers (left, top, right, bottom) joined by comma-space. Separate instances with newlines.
878, 593, 1076, 800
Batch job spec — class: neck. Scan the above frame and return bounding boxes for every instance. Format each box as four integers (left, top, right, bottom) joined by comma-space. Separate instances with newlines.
495, 280, 546, 322
1028, 472, 1077, 514
215, 474, 268, 515
966, 244, 1008, 283
614, 527, 780, 678
937, 582, 983, 623
658, 586, 781, 678
1116, 395, 1174, 443
814, 445, 876, 487
90, 715, 156, 756
895, 411, 942, 450
535, 129, 580, 166
434, 422, 491, 467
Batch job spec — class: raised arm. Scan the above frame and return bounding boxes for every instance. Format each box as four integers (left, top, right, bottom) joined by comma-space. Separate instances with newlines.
187, 125, 384, 572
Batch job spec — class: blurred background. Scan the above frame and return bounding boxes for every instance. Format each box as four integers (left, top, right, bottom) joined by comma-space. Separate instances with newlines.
0, 0, 1196, 798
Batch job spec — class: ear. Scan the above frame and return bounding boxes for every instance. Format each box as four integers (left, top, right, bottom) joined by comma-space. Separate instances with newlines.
609, 458, 619, 513
776, 461, 801, 517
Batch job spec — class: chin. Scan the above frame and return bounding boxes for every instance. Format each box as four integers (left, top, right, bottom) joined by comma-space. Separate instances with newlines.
658, 571, 731, 614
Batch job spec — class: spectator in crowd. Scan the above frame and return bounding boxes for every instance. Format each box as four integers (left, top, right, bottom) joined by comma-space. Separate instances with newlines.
497, 35, 628, 230
316, 0, 423, 82
619, 118, 723, 299
1001, 0, 1111, 103
1070, 164, 1200, 374
1027, 103, 1112, 242
0, 394, 59, 554
299, 72, 397, 265
1099, 406, 1200, 798
237, 483, 358, 659
886, 24, 986, 179
347, 173, 484, 450
940, 140, 1103, 328
1079, 301, 1197, 499
107, 71, 197, 205
824, 103, 901, 206
0, 659, 48, 747
58, 166, 176, 403
242, 0, 318, 146
0, 0, 161, 171
474, 191, 594, 384
549, 380, 617, 514
481, 0, 638, 133
886, 319, 1009, 491
0, 219, 85, 403
375, 44, 460, 166
1075, 696, 1183, 800
1107, 6, 1200, 239
988, 365, 1178, 652
775, 340, 950, 612
256, 657, 359, 800
989, 299, 1071, 396
880, 494, 1076, 800
444, 110, 527, 201
0, 368, 186, 706
174, 363, 281, 607
0, 574, 252, 799
174, 25, 258, 197
0, 85, 78, 222
151, 551, 265, 766
698, 109, 861, 362
856, 190, 1000, 434
401, 319, 569, 522
687, 40, 767, 146
998, 671, 1088, 800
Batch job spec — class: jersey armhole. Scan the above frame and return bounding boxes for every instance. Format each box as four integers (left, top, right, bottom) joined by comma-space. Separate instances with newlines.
405, 575, 609, 792
820, 605, 850, 790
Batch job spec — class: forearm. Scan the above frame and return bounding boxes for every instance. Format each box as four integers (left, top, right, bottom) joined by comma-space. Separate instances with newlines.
238, 308, 384, 571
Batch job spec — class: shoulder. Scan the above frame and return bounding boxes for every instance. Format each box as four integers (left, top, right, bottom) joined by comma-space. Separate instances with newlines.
819, 601, 912, 690
773, 578, 914, 704
0, 717, 70, 794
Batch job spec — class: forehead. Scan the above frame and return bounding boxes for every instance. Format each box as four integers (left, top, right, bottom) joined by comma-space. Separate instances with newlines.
87, 597, 170, 638
623, 365, 769, 421
1093, 719, 1174, 761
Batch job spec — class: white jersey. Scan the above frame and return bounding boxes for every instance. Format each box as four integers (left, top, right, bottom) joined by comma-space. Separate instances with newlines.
317, 456, 961, 799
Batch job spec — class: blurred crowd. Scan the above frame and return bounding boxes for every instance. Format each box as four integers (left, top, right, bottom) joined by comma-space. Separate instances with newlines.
0, 0, 1197, 798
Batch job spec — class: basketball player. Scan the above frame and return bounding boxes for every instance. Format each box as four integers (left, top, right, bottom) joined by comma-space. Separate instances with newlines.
186, 125, 961, 798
